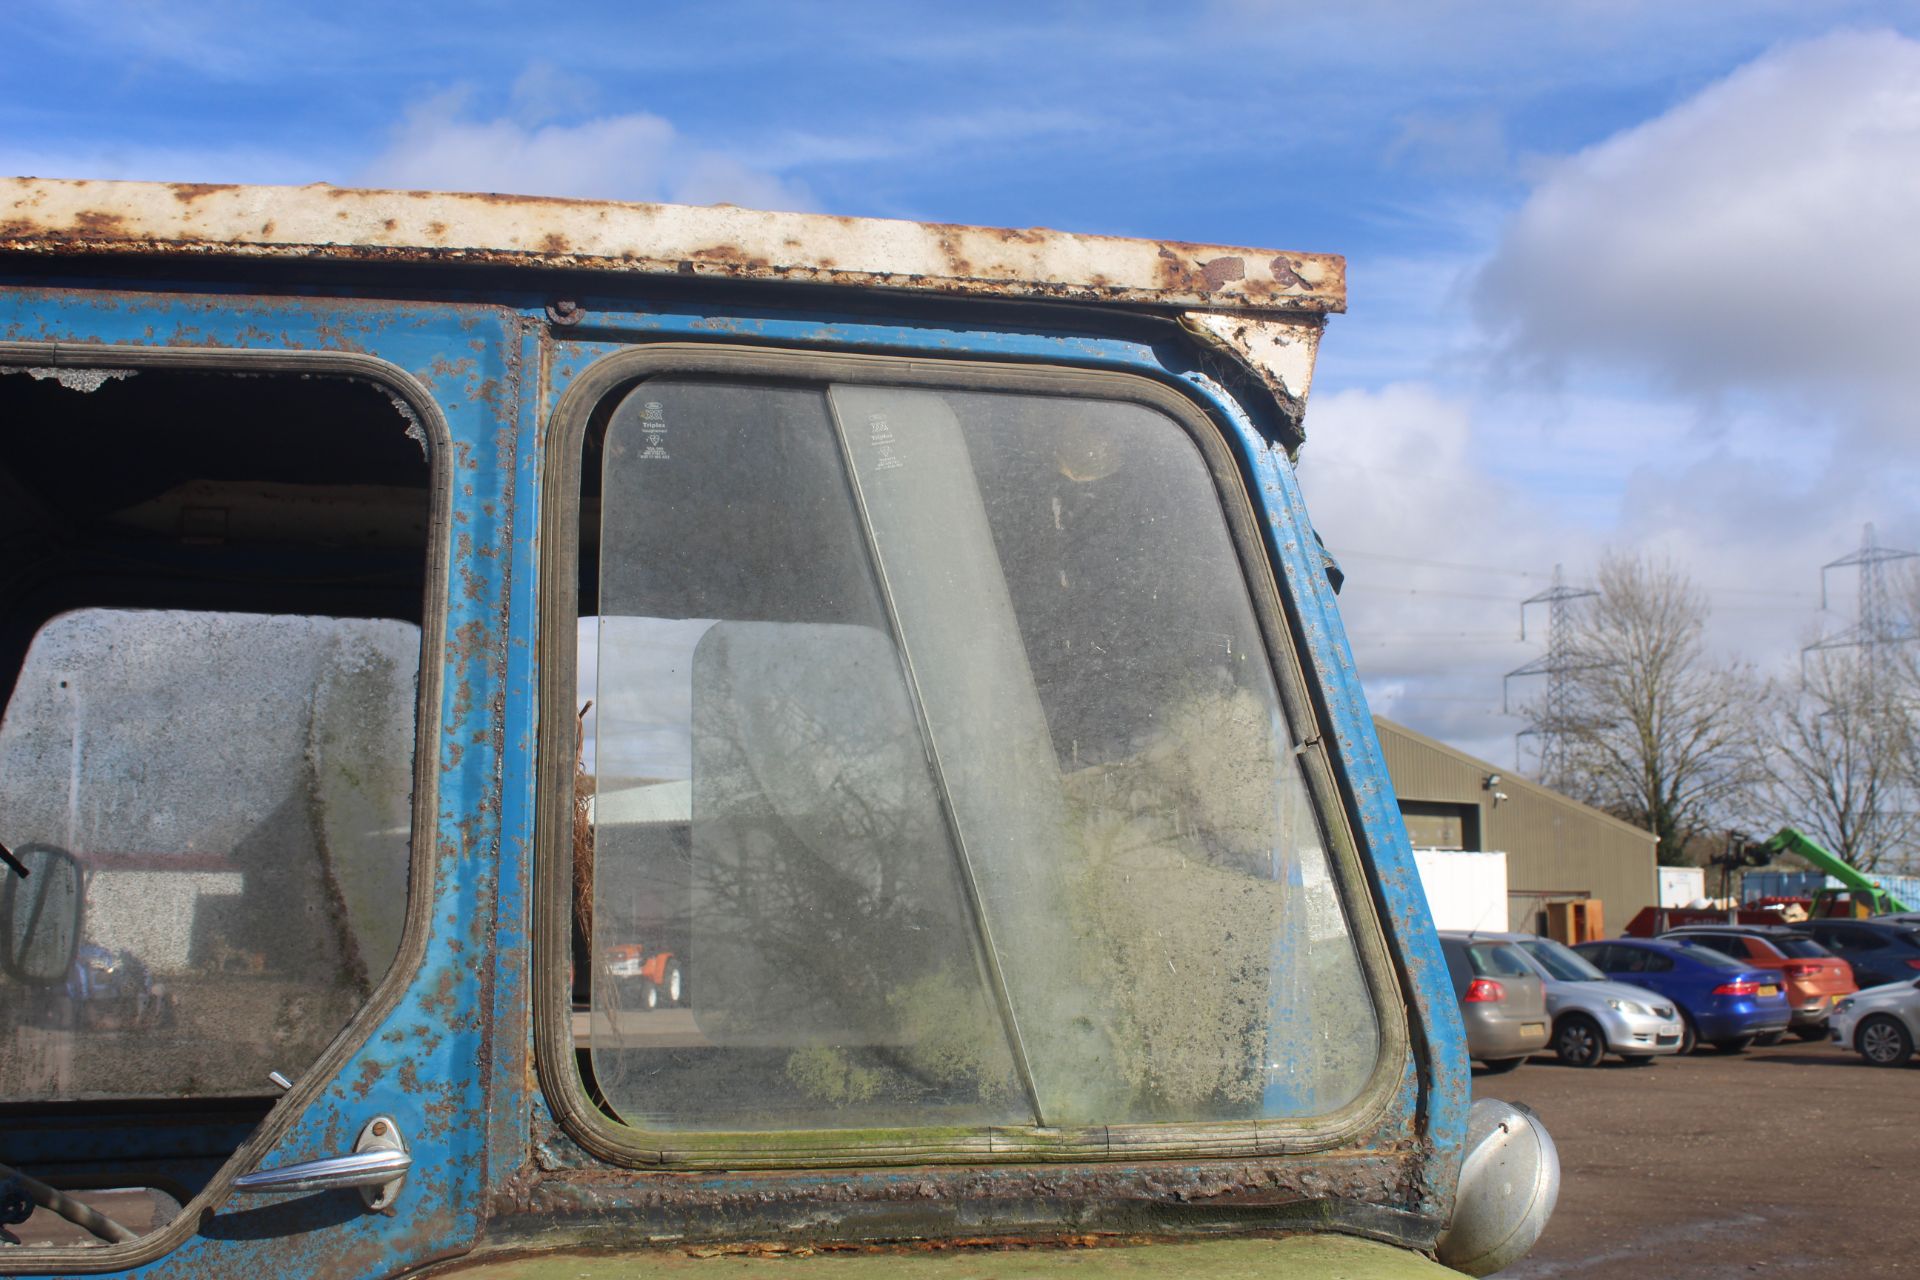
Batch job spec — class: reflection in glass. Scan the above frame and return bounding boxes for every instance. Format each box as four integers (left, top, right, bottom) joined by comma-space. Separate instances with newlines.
0, 610, 418, 1103
586, 378, 1378, 1136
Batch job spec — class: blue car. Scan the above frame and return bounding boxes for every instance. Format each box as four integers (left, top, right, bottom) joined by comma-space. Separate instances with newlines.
1574, 938, 1791, 1054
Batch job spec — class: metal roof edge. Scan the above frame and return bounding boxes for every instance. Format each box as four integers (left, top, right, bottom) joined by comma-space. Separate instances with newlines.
1372, 715, 1660, 846
0, 177, 1345, 315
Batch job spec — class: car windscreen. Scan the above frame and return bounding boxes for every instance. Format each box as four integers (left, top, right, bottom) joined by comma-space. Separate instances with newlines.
1776, 936, 1831, 959
1515, 938, 1606, 982
1467, 943, 1533, 979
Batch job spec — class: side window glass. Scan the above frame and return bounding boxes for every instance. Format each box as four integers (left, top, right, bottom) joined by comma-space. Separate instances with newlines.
580, 377, 1381, 1141
0, 609, 418, 1100
1614, 948, 1648, 974
1642, 951, 1675, 973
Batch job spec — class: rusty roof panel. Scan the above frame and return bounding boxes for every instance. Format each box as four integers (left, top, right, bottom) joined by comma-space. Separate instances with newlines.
0, 178, 1344, 315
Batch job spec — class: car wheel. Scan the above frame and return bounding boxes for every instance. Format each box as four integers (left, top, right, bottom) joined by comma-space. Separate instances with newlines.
641, 981, 661, 1012
1857, 1014, 1915, 1067
1754, 1030, 1785, 1047
663, 960, 683, 1006
1679, 1012, 1699, 1056
1714, 1036, 1754, 1054
1479, 1057, 1526, 1075
1553, 1014, 1607, 1068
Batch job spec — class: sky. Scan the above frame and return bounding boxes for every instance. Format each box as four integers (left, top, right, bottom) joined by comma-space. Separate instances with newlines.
5, 1, 1919, 767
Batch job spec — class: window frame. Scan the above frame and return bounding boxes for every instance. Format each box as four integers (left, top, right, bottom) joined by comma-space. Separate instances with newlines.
0, 341, 452, 1273
533, 343, 1409, 1171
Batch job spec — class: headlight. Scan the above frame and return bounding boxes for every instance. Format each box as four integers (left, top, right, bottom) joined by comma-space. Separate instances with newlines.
1835, 998, 1855, 1014
1605, 998, 1646, 1015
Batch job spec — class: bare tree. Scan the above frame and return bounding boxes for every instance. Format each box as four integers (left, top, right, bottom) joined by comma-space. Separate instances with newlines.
1553, 553, 1761, 863
1755, 651, 1919, 873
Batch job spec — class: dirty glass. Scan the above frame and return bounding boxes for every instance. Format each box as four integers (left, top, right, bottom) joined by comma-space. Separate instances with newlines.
0, 609, 418, 1102
586, 377, 1378, 1135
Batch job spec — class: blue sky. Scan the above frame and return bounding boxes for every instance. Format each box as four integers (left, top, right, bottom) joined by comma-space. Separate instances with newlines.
6, 1, 1920, 763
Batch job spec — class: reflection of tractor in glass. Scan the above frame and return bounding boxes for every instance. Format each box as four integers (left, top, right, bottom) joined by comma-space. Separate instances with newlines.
603, 943, 682, 1011
57, 943, 174, 1032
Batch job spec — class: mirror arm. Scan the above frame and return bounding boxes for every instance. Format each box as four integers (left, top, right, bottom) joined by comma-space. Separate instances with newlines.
0, 1160, 140, 1245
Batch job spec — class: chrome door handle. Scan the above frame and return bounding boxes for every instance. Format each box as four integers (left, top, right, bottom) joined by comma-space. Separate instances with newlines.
233, 1116, 410, 1210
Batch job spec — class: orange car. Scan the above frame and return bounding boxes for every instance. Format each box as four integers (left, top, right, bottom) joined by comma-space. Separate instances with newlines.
1661, 925, 1856, 1042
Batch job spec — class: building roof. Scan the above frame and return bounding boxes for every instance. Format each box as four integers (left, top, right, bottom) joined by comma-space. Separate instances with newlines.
0, 178, 1344, 316
1373, 716, 1658, 846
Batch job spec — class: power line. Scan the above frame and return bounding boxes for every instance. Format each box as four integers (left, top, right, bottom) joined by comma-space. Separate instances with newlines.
1804, 522, 1919, 676
1328, 546, 1817, 602
1340, 583, 1526, 604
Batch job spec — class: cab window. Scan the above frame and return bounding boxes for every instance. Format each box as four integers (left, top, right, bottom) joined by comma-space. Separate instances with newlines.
569, 372, 1381, 1149
0, 365, 434, 1247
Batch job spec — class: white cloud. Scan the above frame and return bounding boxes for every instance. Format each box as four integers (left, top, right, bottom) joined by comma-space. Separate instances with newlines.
1295, 383, 1574, 763
358, 85, 814, 211
1473, 29, 1920, 422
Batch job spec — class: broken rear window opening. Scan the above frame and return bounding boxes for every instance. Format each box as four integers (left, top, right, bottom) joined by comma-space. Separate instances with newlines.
0, 364, 434, 1247
571, 374, 1380, 1144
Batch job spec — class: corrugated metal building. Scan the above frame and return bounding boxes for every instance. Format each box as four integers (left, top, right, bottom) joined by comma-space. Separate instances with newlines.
1374, 717, 1659, 936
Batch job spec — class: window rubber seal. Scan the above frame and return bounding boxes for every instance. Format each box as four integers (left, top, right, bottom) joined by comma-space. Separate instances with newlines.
533, 341, 1410, 1172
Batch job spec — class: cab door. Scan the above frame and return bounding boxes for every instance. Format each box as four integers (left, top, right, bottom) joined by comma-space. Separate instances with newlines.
0, 295, 526, 1277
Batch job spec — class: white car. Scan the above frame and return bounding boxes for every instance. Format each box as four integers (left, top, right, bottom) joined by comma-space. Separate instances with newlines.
1830, 977, 1920, 1066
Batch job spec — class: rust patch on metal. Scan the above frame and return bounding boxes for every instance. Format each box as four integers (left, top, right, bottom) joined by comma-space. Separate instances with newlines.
1201, 257, 1246, 290
1270, 256, 1308, 289
170, 182, 239, 204
69, 209, 128, 239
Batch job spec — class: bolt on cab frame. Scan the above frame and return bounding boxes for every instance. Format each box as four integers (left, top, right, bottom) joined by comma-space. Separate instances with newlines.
0, 178, 1548, 1278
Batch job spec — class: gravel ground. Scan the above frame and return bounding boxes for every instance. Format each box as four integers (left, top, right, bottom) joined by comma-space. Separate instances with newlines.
1477, 1035, 1920, 1279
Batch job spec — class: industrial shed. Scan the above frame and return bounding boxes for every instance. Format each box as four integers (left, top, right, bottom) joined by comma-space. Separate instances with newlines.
1374, 717, 1659, 938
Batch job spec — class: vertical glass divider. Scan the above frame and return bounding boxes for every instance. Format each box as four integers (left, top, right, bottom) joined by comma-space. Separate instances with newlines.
824, 384, 1047, 1128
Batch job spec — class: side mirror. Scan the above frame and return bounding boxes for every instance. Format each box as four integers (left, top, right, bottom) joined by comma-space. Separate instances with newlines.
1, 844, 83, 985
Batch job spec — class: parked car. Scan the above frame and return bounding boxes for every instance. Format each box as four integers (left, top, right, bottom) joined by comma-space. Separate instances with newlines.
1488, 933, 1684, 1066
1659, 925, 1856, 1043
1795, 918, 1920, 989
1829, 977, 1920, 1066
1437, 933, 1551, 1072
1573, 938, 1791, 1054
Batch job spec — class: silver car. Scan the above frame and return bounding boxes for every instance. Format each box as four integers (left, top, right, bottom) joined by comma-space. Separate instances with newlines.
1437, 933, 1551, 1073
1831, 977, 1920, 1066
1491, 932, 1684, 1066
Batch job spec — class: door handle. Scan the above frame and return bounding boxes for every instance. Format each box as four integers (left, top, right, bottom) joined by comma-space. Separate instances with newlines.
233, 1116, 410, 1210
